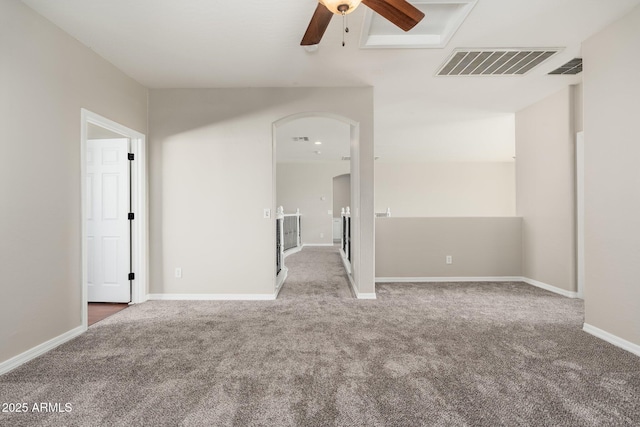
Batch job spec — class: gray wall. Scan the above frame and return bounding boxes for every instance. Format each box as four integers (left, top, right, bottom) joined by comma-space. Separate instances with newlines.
333, 174, 351, 218
375, 162, 516, 217
515, 87, 576, 292
276, 163, 349, 245
376, 218, 522, 278
583, 5, 640, 346
574, 83, 583, 133
0, 1, 148, 363
148, 88, 374, 296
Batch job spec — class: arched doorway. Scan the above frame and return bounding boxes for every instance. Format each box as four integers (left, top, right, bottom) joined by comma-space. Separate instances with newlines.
272, 112, 375, 299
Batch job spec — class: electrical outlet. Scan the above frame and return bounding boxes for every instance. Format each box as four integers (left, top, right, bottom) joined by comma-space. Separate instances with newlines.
175, 268, 182, 278
446, 256, 452, 265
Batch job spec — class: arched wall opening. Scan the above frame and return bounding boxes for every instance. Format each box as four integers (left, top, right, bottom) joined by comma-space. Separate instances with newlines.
273, 112, 375, 298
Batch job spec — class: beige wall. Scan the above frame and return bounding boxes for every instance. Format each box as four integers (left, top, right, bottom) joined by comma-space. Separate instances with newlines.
515, 87, 576, 292
333, 173, 351, 218
376, 218, 522, 278
375, 162, 515, 217
148, 88, 374, 296
574, 83, 583, 133
0, 1, 147, 363
276, 163, 349, 245
583, 5, 640, 345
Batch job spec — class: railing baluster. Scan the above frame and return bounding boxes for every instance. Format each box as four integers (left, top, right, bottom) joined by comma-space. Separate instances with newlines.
276, 216, 282, 276
340, 207, 352, 269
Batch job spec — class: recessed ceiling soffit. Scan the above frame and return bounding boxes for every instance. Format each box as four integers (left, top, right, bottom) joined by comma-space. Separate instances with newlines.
359, 0, 477, 49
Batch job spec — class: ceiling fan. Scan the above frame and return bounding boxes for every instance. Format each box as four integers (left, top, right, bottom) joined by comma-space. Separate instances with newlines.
301, 0, 425, 46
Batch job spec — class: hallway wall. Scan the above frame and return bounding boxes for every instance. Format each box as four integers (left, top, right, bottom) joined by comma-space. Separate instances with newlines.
375, 161, 515, 217
0, 1, 147, 365
515, 87, 577, 293
583, 4, 640, 347
277, 162, 349, 245
376, 217, 522, 279
148, 88, 374, 296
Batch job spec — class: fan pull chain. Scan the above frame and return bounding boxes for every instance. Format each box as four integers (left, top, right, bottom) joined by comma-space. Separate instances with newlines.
342, 12, 349, 47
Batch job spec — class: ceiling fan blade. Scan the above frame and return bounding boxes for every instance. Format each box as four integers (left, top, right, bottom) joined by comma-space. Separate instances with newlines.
361, 0, 425, 31
301, 3, 334, 46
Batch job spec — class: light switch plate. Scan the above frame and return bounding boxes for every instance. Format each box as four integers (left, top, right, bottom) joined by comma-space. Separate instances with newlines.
263, 209, 271, 219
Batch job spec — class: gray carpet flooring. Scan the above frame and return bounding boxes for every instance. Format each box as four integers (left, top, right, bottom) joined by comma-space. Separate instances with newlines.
277, 245, 353, 299
1, 246, 639, 426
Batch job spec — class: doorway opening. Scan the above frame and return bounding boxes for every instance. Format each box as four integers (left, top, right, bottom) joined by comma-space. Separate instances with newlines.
81, 109, 147, 328
273, 113, 355, 298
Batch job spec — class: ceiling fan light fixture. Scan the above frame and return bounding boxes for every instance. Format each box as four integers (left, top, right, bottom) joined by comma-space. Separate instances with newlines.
320, 0, 362, 15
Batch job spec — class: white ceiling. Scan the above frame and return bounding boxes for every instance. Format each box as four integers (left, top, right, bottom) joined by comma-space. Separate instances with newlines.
277, 117, 351, 163
21, 0, 640, 162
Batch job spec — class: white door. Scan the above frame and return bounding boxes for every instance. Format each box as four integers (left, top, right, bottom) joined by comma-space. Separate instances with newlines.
86, 138, 131, 303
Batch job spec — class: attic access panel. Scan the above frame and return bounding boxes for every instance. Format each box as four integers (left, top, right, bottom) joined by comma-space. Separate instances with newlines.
359, 0, 477, 49
437, 49, 561, 76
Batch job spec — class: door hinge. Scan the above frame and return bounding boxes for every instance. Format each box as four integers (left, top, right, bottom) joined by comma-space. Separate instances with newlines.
128, 272, 135, 281
128, 212, 135, 220
128, 153, 134, 161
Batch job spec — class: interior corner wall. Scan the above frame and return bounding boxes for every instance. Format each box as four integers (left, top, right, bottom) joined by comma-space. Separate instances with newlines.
148, 88, 374, 296
582, 5, 640, 346
0, 1, 148, 364
276, 162, 349, 245
573, 83, 584, 133
375, 162, 516, 217
333, 173, 351, 218
515, 87, 576, 292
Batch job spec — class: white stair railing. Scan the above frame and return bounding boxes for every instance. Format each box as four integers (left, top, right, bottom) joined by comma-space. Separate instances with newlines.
283, 207, 301, 252
276, 206, 284, 277
276, 207, 302, 292
375, 207, 392, 218
340, 207, 351, 269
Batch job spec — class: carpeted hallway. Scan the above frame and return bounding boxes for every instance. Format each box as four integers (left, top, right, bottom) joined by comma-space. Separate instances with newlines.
277, 245, 353, 299
1, 246, 639, 426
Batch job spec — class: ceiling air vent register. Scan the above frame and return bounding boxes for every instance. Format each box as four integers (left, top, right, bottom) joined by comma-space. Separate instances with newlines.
548, 58, 582, 75
437, 49, 560, 76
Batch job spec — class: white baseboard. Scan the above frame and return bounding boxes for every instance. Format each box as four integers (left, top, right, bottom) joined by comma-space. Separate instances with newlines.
283, 247, 302, 258
302, 243, 335, 247
375, 276, 522, 283
338, 249, 374, 299
345, 267, 377, 300
147, 293, 276, 301
275, 267, 288, 296
356, 292, 377, 299
583, 323, 640, 357
0, 325, 85, 375
346, 272, 359, 299
520, 277, 579, 298
339, 250, 352, 274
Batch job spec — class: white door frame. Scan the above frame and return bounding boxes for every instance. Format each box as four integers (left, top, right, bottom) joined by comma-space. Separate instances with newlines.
80, 109, 148, 327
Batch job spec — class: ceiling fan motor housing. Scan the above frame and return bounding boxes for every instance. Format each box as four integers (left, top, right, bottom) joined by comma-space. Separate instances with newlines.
320, 0, 361, 15
302, 0, 424, 45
